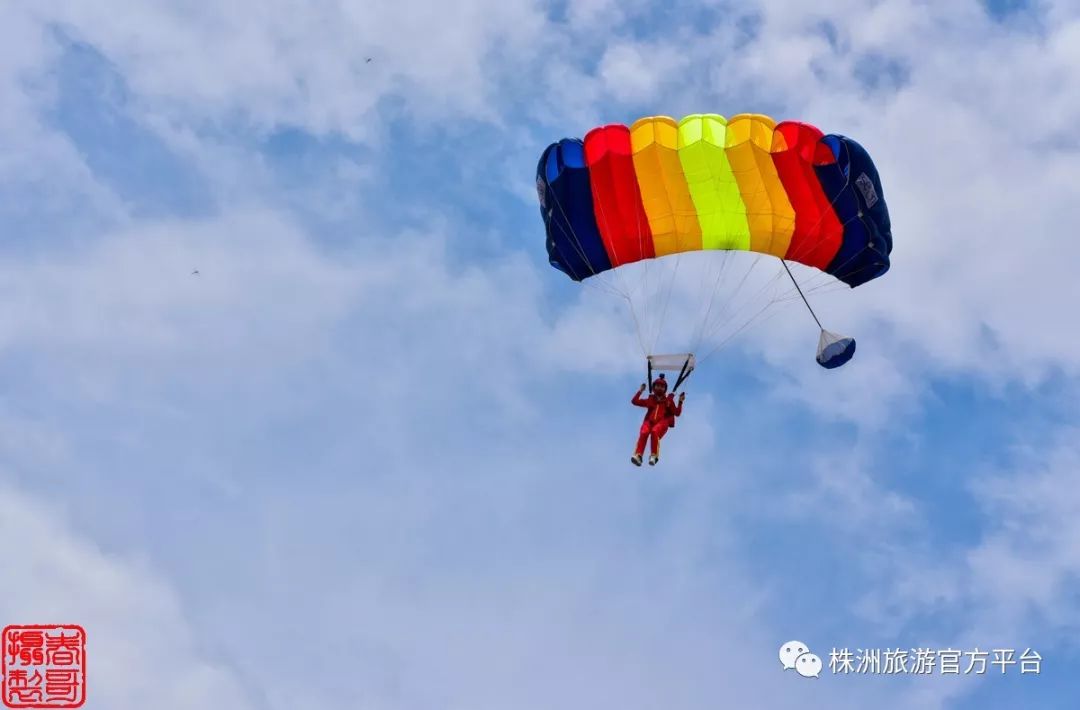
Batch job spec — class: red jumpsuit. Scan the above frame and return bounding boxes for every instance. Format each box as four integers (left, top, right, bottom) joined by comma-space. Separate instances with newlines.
632, 389, 683, 457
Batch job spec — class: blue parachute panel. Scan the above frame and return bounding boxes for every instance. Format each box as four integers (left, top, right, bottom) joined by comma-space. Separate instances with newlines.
814, 135, 892, 288
536, 139, 612, 281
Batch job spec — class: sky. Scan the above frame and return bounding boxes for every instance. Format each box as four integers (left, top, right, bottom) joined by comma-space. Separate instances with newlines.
1, 0, 1079, 708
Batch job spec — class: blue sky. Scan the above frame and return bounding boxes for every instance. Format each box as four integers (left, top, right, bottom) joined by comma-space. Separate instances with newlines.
1, 1, 1079, 708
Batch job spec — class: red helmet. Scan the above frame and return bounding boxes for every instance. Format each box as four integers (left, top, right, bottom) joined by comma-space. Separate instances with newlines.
651, 374, 668, 392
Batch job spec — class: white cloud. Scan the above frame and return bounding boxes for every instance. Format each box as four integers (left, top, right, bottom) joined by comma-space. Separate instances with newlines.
833, 429, 1080, 707
598, 41, 688, 104
566, 0, 624, 27
32, 0, 552, 136
967, 431, 1080, 627
0, 8, 128, 232
0, 484, 258, 709
0, 211, 359, 374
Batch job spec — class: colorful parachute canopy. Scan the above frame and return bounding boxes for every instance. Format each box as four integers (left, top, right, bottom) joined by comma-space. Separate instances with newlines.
536, 113, 892, 289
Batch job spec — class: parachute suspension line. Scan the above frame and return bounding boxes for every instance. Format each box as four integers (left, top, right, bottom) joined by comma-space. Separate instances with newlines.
696, 243, 850, 366
693, 252, 778, 356
691, 254, 734, 353
543, 183, 602, 278
625, 292, 650, 356
552, 183, 650, 354
781, 258, 823, 330
651, 252, 682, 355
549, 224, 626, 304
544, 182, 656, 358
688, 255, 722, 353
690, 250, 733, 353
698, 286, 800, 366
695, 257, 786, 361
697, 300, 774, 364
688, 253, 714, 351
544, 184, 614, 288
696, 255, 799, 365
543, 222, 625, 302
635, 201, 653, 356
698, 303, 777, 366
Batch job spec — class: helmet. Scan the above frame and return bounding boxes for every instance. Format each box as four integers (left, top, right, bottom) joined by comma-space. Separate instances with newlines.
651, 374, 668, 392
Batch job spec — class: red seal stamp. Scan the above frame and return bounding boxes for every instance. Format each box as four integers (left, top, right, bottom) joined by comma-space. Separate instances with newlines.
2, 626, 86, 708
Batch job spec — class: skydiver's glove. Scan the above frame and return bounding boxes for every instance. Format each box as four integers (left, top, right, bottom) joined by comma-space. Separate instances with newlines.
678, 393, 686, 402
639, 384, 647, 393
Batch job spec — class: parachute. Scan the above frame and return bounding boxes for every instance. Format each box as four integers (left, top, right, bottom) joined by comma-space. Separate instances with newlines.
535, 113, 892, 374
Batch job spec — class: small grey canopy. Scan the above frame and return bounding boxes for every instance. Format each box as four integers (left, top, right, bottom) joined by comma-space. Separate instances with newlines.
816, 330, 856, 369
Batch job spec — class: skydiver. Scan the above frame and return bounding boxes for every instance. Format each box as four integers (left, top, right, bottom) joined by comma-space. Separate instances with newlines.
630, 373, 685, 466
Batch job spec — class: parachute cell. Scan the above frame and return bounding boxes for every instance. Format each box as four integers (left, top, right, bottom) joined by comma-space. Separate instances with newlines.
584, 125, 654, 266
771, 121, 844, 271
629, 117, 702, 256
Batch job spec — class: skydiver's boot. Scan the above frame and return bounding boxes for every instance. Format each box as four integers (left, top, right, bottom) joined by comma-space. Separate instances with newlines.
631, 453, 643, 466
648, 454, 659, 466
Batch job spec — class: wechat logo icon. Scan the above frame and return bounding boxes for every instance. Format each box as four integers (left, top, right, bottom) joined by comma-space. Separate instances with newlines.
779, 640, 822, 679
